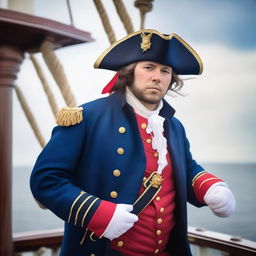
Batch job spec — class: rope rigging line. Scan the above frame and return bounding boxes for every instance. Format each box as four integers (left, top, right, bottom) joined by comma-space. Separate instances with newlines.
93, 0, 117, 44
134, 0, 154, 29
40, 40, 77, 108
112, 0, 134, 34
66, 0, 75, 27
15, 86, 46, 148
29, 54, 59, 118
15, 1, 154, 148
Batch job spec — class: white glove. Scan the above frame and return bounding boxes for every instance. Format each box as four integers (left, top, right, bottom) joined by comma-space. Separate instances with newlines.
103, 204, 138, 240
204, 182, 235, 218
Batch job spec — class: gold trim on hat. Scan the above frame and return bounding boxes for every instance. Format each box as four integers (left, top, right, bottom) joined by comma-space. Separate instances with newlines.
140, 31, 152, 52
94, 29, 203, 74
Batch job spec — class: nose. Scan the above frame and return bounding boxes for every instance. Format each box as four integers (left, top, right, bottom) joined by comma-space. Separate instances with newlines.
152, 69, 161, 83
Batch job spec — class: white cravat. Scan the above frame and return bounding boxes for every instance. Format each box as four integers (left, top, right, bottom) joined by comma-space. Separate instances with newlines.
126, 87, 168, 174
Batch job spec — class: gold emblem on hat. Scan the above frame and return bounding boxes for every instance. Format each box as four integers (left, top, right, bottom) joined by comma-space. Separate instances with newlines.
140, 32, 152, 52
150, 173, 164, 188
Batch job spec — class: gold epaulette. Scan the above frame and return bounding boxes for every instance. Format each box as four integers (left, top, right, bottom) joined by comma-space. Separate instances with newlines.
56, 107, 83, 126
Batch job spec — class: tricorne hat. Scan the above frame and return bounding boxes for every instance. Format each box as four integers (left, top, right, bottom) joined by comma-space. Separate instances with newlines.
94, 29, 203, 75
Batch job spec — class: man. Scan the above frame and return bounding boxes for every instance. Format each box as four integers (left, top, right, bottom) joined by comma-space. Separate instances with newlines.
30, 29, 235, 256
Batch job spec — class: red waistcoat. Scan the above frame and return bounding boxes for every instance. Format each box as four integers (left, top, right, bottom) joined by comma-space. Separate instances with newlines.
111, 114, 176, 256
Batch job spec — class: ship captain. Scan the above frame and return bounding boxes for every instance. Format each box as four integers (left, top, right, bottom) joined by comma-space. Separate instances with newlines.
30, 29, 235, 256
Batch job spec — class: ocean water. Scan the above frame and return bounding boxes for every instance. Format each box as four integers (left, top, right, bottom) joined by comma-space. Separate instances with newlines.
12, 163, 256, 242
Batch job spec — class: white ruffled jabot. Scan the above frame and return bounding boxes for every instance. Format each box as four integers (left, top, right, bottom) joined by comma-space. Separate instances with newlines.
126, 88, 167, 174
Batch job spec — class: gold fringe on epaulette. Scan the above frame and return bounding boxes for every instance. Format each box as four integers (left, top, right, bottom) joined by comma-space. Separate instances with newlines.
56, 107, 83, 126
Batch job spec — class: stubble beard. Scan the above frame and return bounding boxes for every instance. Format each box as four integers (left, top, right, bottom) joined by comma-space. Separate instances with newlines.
130, 86, 165, 108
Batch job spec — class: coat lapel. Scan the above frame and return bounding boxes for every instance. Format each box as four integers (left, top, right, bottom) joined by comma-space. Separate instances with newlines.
164, 119, 186, 204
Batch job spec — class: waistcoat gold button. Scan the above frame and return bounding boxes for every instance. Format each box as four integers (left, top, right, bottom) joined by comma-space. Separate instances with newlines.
157, 218, 163, 224
141, 123, 147, 129
146, 138, 152, 143
156, 230, 162, 235
117, 240, 124, 247
153, 152, 158, 158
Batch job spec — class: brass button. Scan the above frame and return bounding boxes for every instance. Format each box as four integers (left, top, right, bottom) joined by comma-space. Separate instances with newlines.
156, 196, 161, 201
158, 240, 163, 244
155, 249, 159, 254
119, 127, 126, 134
156, 230, 162, 235
113, 169, 121, 177
146, 138, 152, 143
117, 240, 124, 247
90, 254, 96, 256
141, 123, 147, 129
143, 177, 147, 182
160, 207, 164, 213
117, 148, 124, 155
110, 191, 118, 198
157, 218, 163, 224
153, 152, 158, 158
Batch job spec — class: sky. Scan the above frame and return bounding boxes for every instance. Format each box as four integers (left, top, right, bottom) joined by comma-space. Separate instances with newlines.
9, 0, 256, 166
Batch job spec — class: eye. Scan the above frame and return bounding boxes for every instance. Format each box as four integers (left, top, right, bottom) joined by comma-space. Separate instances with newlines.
144, 65, 153, 70
161, 69, 171, 74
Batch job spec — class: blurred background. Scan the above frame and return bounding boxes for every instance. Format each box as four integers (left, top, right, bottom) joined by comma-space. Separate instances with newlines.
2, 0, 255, 242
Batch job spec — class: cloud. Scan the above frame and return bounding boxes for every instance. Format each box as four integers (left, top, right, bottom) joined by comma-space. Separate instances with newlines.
147, 0, 256, 50
170, 43, 256, 163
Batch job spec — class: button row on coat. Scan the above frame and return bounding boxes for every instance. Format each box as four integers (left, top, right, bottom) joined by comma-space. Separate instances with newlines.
113, 127, 125, 200
117, 126, 125, 155
111, 169, 121, 198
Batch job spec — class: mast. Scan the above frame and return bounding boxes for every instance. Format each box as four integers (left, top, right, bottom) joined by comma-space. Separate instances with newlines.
0, 8, 93, 255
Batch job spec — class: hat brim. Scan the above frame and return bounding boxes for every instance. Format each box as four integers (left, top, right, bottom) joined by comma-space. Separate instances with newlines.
94, 29, 203, 75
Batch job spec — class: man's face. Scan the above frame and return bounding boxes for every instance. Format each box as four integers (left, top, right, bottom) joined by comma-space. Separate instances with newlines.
130, 61, 172, 110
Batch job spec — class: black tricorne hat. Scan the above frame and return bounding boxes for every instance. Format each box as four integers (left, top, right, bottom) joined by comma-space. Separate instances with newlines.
94, 29, 203, 75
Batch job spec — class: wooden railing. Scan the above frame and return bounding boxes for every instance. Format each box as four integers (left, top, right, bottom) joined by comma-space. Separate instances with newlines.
13, 227, 256, 256
188, 227, 256, 256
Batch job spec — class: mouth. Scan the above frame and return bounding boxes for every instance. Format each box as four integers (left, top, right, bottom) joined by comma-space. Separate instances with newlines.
147, 87, 161, 92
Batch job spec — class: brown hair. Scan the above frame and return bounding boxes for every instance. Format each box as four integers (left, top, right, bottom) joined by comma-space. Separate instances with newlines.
111, 62, 184, 94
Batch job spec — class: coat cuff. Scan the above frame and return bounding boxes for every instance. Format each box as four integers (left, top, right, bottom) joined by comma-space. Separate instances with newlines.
87, 200, 117, 237
192, 172, 223, 203
68, 191, 101, 228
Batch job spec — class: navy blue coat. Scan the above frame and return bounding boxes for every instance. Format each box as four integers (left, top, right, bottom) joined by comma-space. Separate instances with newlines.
30, 92, 205, 256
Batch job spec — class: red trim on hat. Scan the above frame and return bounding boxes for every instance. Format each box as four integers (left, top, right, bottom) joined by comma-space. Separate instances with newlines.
101, 72, 119, 94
